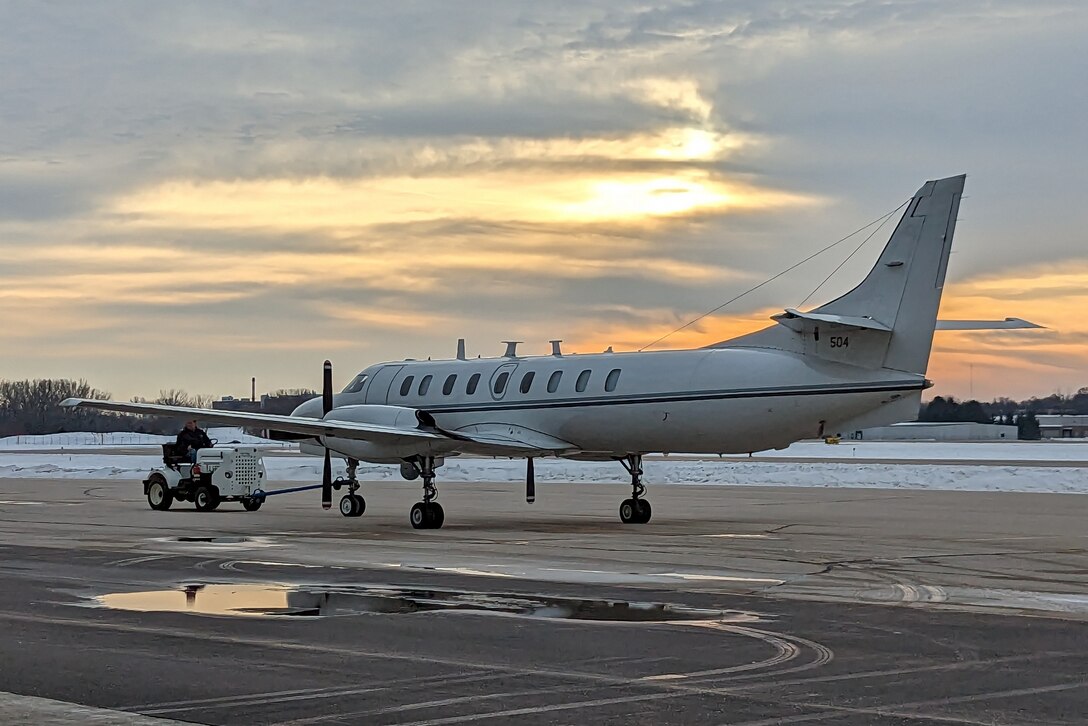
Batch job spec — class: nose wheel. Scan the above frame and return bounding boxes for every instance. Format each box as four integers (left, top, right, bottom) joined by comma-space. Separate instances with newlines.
339, 493, 365, 517
337, 458, 365, 518
408, 456, 445, 529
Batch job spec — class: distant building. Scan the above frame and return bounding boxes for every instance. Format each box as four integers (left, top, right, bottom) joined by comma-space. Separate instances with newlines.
851, 421, 1017, 441
211, 393, 315, 415
211, 396, 262, 413
1037, 415, 1088, 439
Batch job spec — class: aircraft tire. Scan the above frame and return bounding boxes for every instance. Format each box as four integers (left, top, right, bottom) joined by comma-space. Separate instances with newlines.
619, 498, 637, 524
194, 485, 219, 512
635, 499, 652, 524
351, 495, 366, 517
147, 476, 173, 511
426, 502, 444, 529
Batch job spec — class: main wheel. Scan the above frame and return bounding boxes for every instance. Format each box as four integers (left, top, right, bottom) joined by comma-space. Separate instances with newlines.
426, 502, 444, 529
194, 485, 220, 512
619, 498, 638, 524
147, 476, 173, 511
410, 502, 427, 529
350, 494, 366, 517
635, 499, 652, 524
242, 497, 263, 512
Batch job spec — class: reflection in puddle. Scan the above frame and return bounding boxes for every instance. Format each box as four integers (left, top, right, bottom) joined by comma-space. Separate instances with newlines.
96, 584, 761, 623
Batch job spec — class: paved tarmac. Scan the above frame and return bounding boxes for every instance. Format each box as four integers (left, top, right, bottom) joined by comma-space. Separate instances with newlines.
0, 474, 1085, 724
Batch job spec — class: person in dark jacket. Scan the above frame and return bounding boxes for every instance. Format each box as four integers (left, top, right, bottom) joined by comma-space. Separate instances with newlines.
176, 419, 212, 462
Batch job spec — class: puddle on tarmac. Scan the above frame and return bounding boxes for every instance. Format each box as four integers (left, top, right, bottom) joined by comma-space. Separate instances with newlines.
173, 536, 248, 544
95, 584, 760, 622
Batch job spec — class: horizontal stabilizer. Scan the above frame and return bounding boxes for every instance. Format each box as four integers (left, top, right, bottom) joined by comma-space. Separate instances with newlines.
935, 318, 1044, 330
773, 308, 892, 332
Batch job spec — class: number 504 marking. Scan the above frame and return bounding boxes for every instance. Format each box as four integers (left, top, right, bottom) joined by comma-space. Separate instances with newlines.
830, 336, 850, 349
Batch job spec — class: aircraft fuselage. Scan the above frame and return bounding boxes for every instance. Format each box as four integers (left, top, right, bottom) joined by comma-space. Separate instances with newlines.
303, 347, 925, 461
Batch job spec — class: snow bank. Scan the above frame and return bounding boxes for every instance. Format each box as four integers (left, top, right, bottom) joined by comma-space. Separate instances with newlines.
1, 452, 1085, 494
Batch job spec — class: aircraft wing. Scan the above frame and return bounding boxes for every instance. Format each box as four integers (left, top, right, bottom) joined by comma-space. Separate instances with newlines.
59, 398, 445, 444
59, 398, 576, 456
446, 423, 579, 456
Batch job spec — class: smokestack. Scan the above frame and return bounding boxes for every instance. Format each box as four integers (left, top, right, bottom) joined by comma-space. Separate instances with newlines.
251, 377, 256, 402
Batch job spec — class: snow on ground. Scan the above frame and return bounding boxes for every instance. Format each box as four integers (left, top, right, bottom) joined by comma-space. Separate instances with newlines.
721, 440, 1088, 462
0, 432, 1085, 493
0, 450, 1085, 494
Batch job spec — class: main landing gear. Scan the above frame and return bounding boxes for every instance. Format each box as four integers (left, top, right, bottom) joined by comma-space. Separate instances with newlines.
337, 458, 365, 518
408, 456, 444, 530
618, 454, 651, 524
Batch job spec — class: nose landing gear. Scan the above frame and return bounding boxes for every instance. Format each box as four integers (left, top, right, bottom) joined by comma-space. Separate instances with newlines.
337, 458, 365, 518
618, 454, 651, 524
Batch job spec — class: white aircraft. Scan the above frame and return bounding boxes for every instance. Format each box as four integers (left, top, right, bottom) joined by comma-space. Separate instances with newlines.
64, 174, 1025, 529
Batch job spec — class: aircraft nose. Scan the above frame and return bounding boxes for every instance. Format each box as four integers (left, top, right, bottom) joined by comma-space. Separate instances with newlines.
291, 397, 325, 419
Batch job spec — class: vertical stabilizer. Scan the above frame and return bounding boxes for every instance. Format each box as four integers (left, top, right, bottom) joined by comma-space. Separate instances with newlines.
712, 175, 964, 377
814, 174, 964, 374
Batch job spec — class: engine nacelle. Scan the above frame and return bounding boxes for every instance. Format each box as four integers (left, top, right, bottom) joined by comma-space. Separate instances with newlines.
330, 404, 434, 430
317, 405, 457, 463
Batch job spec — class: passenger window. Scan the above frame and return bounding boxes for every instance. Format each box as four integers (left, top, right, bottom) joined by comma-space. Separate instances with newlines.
493, 371, 510, 395
575, 369, 591, 393
399, 376, 414, 396
442, 374, 457, 395
467, 373, 481, 395
418, 375, 432, 396
605, 369, 621, 392
519, 371, 535, 394
342, 374, 368, 393
547, 370, 562, 393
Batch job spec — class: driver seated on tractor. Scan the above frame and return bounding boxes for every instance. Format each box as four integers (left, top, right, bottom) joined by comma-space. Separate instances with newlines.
176, 419, 212, 463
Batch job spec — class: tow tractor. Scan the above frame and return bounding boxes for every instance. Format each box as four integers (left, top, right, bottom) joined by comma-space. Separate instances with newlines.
144, 443, 269, 512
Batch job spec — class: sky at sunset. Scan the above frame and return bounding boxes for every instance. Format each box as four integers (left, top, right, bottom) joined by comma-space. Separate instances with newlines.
1, 1, 1085, 402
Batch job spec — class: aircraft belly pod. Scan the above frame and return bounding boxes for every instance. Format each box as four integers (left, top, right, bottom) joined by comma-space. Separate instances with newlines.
63, 175, 976, 528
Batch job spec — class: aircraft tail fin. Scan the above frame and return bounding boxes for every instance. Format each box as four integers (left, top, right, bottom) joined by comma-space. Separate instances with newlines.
815, 174, 963, 374
713, 174, 965, 376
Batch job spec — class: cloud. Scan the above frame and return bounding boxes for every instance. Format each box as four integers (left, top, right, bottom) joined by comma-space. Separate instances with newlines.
1, 1, 1086, 399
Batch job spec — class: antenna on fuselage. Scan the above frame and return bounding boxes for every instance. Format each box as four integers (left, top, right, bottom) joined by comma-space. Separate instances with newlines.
502, 341, 522, 358
550, 340, 563, 356
456, 338, 466, 360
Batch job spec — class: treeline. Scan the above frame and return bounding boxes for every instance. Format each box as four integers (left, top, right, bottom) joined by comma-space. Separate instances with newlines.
0, 379, 213, 437
919, 387, 1088, 422
1, 378, 317, 437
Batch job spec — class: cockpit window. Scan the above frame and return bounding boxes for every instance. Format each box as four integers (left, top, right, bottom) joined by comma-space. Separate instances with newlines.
342, 374, 368, 394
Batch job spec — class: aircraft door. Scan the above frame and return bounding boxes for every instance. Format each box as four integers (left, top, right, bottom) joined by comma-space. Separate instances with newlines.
489, 363, 518, 401
364, 365, 405, 404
